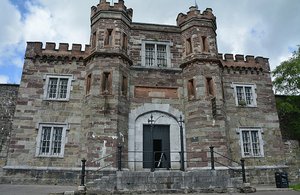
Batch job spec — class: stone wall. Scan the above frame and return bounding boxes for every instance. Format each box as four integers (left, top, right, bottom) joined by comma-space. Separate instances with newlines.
0, 84, 19, 176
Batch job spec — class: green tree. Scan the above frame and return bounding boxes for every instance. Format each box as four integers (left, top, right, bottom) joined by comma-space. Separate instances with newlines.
272, 46, 300, 95
273, 46, 300, 141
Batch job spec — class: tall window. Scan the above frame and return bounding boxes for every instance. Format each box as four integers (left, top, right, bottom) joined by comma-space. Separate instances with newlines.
86, 74, 92, 95
142, 41, 171, 67
232, 83, 257, 107
188, 79, 196, 100
201, 36, 209, 52
36, 124, 67, 157
104, 29, 113, 46
102, 72, 112, 94
121, 75, 128, 96
239, 128, 264, 157
186, 38, 192, 55
206, 77, 215, 96
92, 32, 97, 48
44, 75, 73, 101
122, 33, 128, 51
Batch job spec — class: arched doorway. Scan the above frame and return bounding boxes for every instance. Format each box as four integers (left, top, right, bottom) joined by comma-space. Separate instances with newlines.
128, 104, 185, 171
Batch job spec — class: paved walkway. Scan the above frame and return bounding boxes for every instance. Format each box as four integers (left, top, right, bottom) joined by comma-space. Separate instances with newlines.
0, 184, 299, 195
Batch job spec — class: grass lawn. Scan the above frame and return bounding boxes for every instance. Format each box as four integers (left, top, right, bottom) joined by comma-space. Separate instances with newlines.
290, 184, 300, 191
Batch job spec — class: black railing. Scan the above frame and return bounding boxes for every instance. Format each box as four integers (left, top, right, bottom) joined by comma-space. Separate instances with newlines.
80, 145, 247, 185
210, 146, 246, 183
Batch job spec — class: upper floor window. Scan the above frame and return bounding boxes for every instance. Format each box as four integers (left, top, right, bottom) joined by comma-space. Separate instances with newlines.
201, 36, 209, 52
44, 74, 73, 101
102, 71, 112, 95
206, 77, 215, 96
232, 83, 257, 107
141, 41, 171, 67
92, 31, 97, 48
104, 29, 113, 46
36, 123, 68, 158
122, 33, 128, 51
186, 38, 193, 55
239, 128, 264, 157
86, 73, 92, 95
188, 79, 196, 100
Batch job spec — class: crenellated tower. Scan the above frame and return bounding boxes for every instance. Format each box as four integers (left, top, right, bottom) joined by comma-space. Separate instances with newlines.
82, 0, 133, 165
177, 6, 227, 163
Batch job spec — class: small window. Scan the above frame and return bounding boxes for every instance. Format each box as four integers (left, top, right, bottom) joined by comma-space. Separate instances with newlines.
102, 72, 112, 94
232, 83, 257, 107
104, 29, 113, 46
122, 33, 128, 51
92, 32, 97, 48
202, 36, 209, 52
44, 75, 73, 101
188, 79, 195, 100
142, 41, 171, 67
239, 128, 264, 157
121, 75, 128, 96
86, 74, 92, 95
36, 123, 67, 158
206, 77, 214, 96
186, 38, 192, 55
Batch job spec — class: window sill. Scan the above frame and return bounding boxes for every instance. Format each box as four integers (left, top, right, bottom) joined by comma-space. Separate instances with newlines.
43, 99, 70, 102
36, 155, 64, 159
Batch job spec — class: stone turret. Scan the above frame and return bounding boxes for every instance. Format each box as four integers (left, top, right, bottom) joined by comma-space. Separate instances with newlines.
178, 6, 218, 61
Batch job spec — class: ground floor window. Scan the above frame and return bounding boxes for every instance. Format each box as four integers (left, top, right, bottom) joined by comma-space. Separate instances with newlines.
36, 123, 67, 157
239, 128, 264, 157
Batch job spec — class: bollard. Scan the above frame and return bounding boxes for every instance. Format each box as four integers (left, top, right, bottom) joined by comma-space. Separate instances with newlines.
118, 145, 122, 171
81, 159, 86, 186
241, 158, 246, 183
210, 146, 215, 170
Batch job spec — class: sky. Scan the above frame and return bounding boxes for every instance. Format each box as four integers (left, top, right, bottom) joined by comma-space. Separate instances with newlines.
0, 0, 299, 84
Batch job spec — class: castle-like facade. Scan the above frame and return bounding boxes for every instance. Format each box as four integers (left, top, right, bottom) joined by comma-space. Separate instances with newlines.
2, 0, 288, 185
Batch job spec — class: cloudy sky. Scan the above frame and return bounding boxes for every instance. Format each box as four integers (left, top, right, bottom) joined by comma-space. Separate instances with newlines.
0, 0, 299, 84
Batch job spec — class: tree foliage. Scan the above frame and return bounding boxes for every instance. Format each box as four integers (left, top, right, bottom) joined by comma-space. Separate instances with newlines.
272, 46, 300, 95
275, 96, 300, 141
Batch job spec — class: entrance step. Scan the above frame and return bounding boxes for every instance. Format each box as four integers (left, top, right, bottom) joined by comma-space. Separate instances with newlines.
86, 169, 244, 194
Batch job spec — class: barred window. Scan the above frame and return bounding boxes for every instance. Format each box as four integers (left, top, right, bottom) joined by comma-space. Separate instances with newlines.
44, 75, 73, 101
36, 124, 67, 157
142, 41, 171, 67
240, 128, 264, 157
232, 83, 257, 107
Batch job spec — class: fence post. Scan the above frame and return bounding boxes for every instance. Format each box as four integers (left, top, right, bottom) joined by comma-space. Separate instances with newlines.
118, 145, 122, 171
210, 146, 215, 170
80, 158, 86, 186
241, 158, 246, 183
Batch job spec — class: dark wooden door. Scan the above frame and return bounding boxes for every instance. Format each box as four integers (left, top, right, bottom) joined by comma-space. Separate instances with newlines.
143, 124, 170, 169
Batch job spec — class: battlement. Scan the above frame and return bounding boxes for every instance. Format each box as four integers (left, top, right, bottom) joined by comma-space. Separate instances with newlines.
25, 42, 90, 61
176, 6, 216, 27
91, 0, 133, 20
218, 53, 270, 71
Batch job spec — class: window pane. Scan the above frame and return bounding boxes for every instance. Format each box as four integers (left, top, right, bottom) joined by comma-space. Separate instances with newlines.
145, 44, 155, 66
48, 78, 58, 99
242, 131, 251, 156
40, 127, 51, 155
52, 127, 63, 155
58, 78, 68, 99
157, 45, 167, 67
245, 87, 253, 105
251, 131, 260, 156
236, 86, 244, 104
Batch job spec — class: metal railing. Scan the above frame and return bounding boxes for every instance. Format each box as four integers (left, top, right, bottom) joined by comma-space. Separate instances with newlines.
80, 145, 247, 186
210, 146, 246, 183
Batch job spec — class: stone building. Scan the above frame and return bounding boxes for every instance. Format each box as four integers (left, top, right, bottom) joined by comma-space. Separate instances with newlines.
0, 84, 19, 176
1, 0, 294, 188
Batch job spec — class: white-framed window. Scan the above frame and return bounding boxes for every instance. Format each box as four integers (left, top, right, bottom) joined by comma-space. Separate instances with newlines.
238, 128, 264, 158
43, 74, 73, 101
141, 41, 172, 67
232, 83, 257, 107
36, 123, 68, 158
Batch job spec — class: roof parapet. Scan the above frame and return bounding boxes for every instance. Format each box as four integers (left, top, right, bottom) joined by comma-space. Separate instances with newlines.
91, 0, 133, 20
25, 42, 90, 60
219, 53, 270, 71
176, 7, 216, 28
